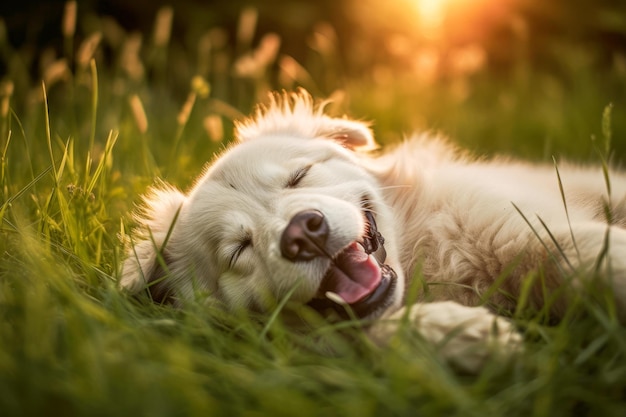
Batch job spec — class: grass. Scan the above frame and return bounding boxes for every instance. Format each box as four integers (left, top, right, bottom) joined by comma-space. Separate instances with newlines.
1, 3, 626, 416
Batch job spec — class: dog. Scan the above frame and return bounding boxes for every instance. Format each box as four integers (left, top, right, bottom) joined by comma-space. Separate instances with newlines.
121, 90, 626, 372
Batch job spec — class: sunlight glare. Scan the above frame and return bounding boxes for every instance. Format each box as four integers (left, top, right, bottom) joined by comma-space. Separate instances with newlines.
416, 0, 447, 28
410, 0, 480, 36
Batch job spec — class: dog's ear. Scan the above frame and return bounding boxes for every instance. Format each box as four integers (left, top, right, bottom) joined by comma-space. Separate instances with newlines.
120, 184, 186, 303
234, 89, 379, 151
316, 116, 377, 151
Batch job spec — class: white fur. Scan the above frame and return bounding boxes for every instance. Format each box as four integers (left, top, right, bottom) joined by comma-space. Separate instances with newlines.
121, 90, 626, 372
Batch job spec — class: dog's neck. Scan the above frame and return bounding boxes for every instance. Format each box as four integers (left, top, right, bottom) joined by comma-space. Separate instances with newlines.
367, 137, 466, 283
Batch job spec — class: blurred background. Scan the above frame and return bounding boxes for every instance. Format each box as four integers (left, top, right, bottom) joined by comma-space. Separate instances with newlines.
1, 0, 625, 176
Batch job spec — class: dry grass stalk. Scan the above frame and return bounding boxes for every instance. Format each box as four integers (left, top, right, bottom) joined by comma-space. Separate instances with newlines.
278, 55, 316, 89
129, 94, 148, 134
153, 6, 174, 48
177, 93, 196, 126
234, 33, 281, 78
0, 80, 14, 118
308, 22, 338, 56
43, 59, 71, 87
237, 7, 258, 47
77, 32, 102, 69
121, 33, 145, 81
203, 115, 223, 143
62, 1, 77, 38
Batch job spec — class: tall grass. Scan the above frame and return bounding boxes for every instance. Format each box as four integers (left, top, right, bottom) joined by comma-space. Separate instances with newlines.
1, 3, 626, 416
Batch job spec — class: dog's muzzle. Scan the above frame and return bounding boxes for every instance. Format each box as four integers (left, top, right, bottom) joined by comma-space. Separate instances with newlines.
280, 208, 397, 319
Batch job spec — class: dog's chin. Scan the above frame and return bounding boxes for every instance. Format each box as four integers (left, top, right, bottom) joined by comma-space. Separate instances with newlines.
306, 210, 398, 321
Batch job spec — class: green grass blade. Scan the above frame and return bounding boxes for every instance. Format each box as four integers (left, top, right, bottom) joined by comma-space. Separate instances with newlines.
535, 214, 575, 272
552, 156, 580, 262
0, 166, 52, 225
86, 130, 119, 196
41, 81, 57, 184
89, 58, 98, 152
511, 202, 566, 275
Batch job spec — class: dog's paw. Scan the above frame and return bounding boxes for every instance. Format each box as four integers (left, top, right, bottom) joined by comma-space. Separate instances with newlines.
368, 301, 523, 373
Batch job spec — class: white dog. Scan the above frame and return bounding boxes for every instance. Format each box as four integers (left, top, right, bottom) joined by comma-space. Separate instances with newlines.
121, 90, 626, 371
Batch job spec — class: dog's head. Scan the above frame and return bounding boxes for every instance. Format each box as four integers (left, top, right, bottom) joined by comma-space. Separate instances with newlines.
121, 90, 405, 321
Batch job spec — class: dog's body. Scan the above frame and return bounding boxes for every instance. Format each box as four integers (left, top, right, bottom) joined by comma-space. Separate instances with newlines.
122, 91, 626, 371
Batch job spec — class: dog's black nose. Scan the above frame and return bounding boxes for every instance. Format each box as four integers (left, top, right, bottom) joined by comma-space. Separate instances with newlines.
280, 210, 329, 261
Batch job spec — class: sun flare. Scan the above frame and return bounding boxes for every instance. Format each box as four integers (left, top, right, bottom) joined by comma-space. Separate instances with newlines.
409, 0, 469, 29
415, 0, 448, 26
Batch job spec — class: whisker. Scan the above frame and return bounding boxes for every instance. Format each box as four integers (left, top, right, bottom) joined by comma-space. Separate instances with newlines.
360, 200, 392, 216
377, 184, 413, 190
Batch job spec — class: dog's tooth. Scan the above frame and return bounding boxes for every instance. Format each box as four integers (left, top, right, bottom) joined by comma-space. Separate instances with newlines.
358, 241, 368, 253
325, 291, 347, 306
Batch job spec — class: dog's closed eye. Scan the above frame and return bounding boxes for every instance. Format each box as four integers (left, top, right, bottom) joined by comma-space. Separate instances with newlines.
228, 237, 252, 269
286, 165, 312, 188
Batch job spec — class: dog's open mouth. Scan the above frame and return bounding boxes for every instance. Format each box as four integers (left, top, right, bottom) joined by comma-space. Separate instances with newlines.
307, 210, 397, 319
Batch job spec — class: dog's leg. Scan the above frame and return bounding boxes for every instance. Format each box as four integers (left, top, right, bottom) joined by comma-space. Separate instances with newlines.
367, 301, 522, 373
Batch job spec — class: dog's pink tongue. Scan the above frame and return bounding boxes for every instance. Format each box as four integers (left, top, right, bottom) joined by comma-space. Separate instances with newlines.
321, 243, 382, 305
